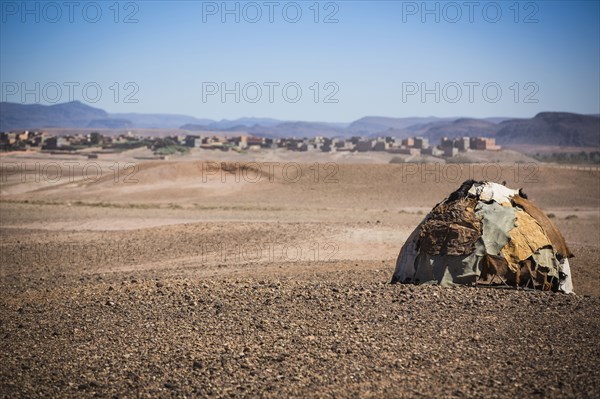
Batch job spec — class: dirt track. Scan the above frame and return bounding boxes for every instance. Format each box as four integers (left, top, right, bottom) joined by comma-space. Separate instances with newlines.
1, 155, 599, 398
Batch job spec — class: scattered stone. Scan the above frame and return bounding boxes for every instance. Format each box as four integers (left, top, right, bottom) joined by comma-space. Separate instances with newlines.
192, 360, 203, 370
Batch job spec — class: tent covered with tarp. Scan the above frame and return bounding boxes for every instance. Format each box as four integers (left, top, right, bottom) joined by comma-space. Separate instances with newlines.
391, 180, 574, 293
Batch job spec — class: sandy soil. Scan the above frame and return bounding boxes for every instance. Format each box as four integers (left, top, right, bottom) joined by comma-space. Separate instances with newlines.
1, 152, 599, 398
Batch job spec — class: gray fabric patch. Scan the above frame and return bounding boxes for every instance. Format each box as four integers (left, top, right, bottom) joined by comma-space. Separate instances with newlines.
475, 202, 516, 256
413, 251, 482, 287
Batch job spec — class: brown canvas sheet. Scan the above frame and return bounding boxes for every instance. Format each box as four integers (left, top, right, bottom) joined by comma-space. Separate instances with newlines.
479, 254, 517, 285
418, 198, 482, 256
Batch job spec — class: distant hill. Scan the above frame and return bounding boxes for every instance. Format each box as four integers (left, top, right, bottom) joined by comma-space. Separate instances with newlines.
182, 120, 347, 138
88, 118, 133, 129
366, 118, 498, 141
348, 116, 453, 135
111, 113, 213, 129
247, 121, 347, 138
367, 113, 599, 147
482, 117, 513, 124
0, 101, 109, 130
2, 102, 598, 148
0, 102, 213, 130
180, 124, 212, 132
419, 118, 499, 143
495, 112, 600, 147
208, 117, 283, 129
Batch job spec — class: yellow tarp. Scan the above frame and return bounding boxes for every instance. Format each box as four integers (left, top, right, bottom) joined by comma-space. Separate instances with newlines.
501, 210, 552, 270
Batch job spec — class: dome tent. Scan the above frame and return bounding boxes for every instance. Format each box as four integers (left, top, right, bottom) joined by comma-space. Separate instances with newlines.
391, 180, 574, 293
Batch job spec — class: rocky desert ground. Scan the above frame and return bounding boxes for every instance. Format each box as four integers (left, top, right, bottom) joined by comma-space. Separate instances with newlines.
1, 149, 599, 398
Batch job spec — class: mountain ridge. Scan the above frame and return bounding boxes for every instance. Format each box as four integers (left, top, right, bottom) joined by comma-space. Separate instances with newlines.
1, 101, 598, 147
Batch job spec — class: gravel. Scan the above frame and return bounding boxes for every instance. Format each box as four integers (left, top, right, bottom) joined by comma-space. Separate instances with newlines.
1, 271, 599, 398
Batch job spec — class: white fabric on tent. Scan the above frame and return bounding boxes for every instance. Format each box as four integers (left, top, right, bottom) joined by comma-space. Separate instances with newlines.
558, 258, 574, 294
468, 182, 519, 205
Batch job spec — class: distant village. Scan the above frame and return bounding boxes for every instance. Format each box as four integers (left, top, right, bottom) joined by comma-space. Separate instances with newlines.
0, 130, 501, 158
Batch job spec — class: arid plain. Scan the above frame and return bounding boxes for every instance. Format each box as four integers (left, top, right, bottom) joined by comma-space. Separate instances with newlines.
1, 149, 599, 398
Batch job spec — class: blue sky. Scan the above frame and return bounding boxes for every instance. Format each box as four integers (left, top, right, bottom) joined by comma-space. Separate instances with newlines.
1, 0, 599, 122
